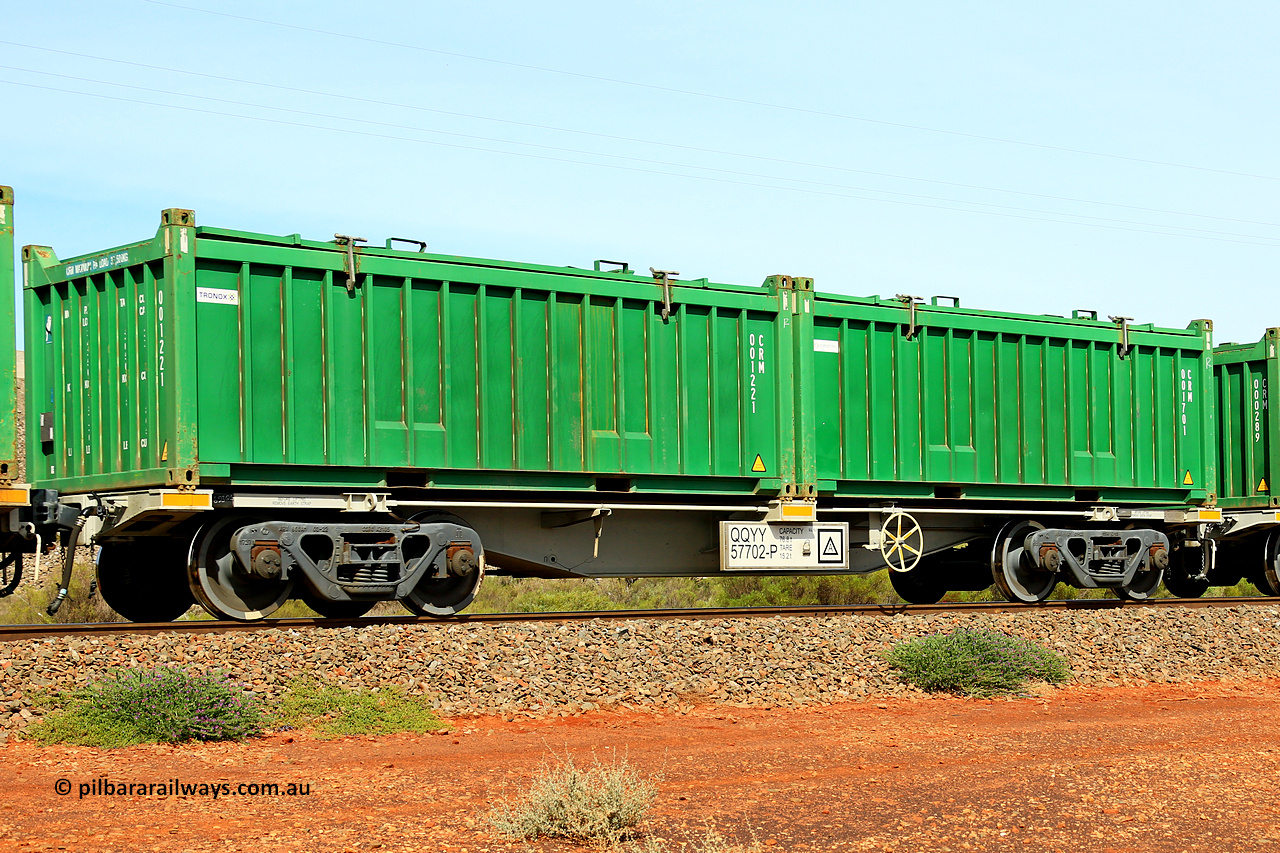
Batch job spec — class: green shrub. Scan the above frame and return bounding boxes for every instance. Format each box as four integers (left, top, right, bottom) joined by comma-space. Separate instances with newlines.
488, 753, 658, 844
884, 627, 1070, 696
28, 667, 263, 747
511, 588, 619, 613
279, 679, 447, 738
712, 573, 896, 607
626, 826, 766, 853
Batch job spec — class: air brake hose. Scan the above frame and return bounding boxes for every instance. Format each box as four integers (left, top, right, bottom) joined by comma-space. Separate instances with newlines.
0, 551, 22, 598
45, 513, 87, 616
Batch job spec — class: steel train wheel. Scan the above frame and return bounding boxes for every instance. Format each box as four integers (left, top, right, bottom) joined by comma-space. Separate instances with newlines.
402, 560, 485, 617
1163, 540, 1212, 598
1114, 566, 1163, 600
187, 515, 294, 621
1254, 531, 1280, 596
97, 539, 196, 622
400, 512, 484, 617
1115, 524, 1164, 601
888, 564, 945, 604
991, 520, 1056, 603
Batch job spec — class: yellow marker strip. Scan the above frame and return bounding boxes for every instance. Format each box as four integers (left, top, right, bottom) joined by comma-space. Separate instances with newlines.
782, 505, 814, 519
0, 487, 30, 505
160, 492, 213, 509
1196, 509, 1222, 521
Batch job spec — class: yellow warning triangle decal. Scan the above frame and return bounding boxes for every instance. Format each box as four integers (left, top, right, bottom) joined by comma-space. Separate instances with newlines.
1183, 470, 1194, 486
1260, 478, 1270, 493
161, 441, 169, 463
751, 454, 767, 473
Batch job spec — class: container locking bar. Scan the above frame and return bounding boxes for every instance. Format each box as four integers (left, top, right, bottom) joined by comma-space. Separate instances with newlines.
896, 294, 923, 339
650, 268, 679, 320
334, 234, 367, 296
1109, 315, 1133, 357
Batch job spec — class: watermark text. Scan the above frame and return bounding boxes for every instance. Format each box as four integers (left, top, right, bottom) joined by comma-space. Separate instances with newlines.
55, 777, 311, 799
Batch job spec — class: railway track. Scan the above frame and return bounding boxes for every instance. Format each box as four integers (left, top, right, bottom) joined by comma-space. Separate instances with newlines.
1, 596, 1276, 642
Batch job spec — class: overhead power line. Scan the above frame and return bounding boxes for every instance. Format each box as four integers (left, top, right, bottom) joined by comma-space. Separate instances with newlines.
3, 75, 1277, 250
6, 64, 1280, 243
143, 0, 1280, 184
4, 40, 1276, 232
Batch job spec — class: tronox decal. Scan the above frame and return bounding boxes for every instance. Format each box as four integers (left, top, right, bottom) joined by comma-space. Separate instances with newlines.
196, 287, 240, 306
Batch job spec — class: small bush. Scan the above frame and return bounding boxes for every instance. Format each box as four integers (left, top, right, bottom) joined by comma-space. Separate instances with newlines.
279, 679, 447, 738
511, 587, 619, 613
884, 627, 1070, 696
0, 555, 126, 625
488, 753, 658, 845
626, 826, 766, 853
712, 573, 896, 607
28, 667, 262, 747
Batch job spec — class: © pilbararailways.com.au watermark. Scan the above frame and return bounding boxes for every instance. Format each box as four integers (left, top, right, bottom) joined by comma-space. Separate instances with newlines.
55, 777, 312, 799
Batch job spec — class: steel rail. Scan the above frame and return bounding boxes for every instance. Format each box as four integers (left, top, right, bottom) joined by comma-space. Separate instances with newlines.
0, 596, 1275, 642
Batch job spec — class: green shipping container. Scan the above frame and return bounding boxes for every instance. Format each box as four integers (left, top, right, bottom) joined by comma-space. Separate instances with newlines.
0, 187, 17, 481
1213, 330, 1280, 509
22, 211, 804, 498
807, 295, 1217, 506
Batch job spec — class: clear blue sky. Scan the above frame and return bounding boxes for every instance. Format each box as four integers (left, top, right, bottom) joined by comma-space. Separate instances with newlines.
4, 0, 1277, 344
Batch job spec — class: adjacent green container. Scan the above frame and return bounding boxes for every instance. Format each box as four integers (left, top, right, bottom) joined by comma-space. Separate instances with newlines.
22, 213, 800, 497
1213, 330, 1280, 509
807, 295, 1217, 505
0, 186, 17, 481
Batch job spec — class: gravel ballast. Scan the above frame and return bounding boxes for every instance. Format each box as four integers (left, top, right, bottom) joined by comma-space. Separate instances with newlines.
3, 606, 1279, 736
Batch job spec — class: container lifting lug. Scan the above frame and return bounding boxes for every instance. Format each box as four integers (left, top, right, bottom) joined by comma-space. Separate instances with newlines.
386, 237, 426, 252
334, 234, 367, 296
896, 294, 923, 339
650, 268, 679, 321
1109, 315, 1133, 358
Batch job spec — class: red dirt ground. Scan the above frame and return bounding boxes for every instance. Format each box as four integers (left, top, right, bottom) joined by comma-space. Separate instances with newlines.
4, 680, 1280, 852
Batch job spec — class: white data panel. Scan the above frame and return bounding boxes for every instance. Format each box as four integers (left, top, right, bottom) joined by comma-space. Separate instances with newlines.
719, 522, 849, 571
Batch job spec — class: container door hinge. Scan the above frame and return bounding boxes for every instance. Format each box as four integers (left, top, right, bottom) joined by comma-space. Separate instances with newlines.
650, 268, 679, 321
896, 294, 923, 339
1109, 315, 1133, 358
334, 234, 367, 297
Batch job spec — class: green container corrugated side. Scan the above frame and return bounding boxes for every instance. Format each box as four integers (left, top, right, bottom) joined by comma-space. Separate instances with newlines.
0, 187, 17, 479
806, 295, 1217, 505
22, 213, 801, 497
1213, 329, 1280, 509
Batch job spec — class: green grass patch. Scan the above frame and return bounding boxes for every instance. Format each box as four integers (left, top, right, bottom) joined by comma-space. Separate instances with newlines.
488, 752, 658, 845
278, 679, 448, 738
27, 667, 263, 747
0, 558, 128, 625
884, 627, 1071, 697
